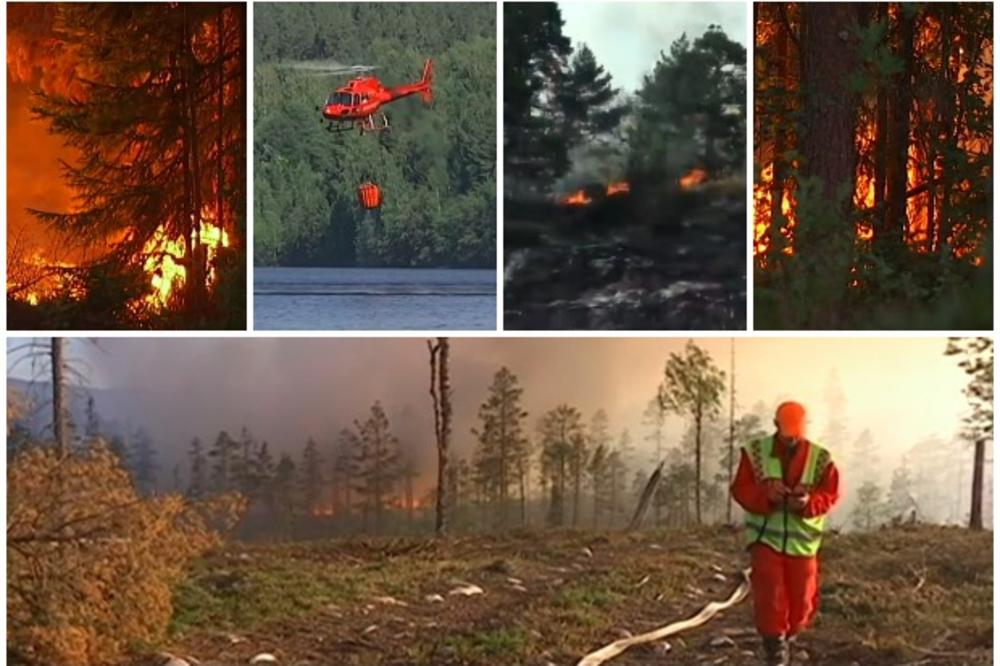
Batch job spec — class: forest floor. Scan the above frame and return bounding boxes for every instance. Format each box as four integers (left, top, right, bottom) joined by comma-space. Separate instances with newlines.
141, 525, 992, 666
503, 182, 746, 330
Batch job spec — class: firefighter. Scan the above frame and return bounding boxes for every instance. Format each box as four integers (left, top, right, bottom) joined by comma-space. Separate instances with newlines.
730, 401, 841, 666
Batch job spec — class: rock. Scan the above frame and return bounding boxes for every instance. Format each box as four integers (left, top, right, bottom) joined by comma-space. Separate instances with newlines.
248, 655, 278, 665
424, 593, 445, 603
709, 635, 737, 649
159, 656, 192, 666
373, 595, 408, 607
512, 584, 529, 593
652, 641, 672, 656
362, 624, 378, 635
581, 546, 594, 558
448, 583, 484, 596
506, 577, 524, 586
794, 649, 810, 662
712, 573, 728, 582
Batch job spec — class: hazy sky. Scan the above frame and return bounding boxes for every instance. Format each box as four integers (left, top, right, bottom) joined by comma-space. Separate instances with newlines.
558, 1, 747, 92
8, 337, 974, 484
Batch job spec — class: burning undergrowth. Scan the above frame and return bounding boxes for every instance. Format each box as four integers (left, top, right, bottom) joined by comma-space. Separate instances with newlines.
505, 168, 746, 330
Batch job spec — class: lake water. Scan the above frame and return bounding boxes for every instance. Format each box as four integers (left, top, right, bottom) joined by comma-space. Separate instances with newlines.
254, 267, 496, 330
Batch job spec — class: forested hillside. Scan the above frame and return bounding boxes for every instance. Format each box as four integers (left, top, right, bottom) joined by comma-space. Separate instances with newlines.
253, 3, 496, 268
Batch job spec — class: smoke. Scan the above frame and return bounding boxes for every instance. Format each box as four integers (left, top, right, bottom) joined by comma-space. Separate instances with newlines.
558, 2, 747, 93
7, 337, 975, 499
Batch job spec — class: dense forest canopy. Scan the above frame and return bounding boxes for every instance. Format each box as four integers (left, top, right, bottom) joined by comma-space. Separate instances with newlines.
253, 3, 496, 268
754, 2, 993, 329
504, 2, 746, 196
6, 3, 247, 330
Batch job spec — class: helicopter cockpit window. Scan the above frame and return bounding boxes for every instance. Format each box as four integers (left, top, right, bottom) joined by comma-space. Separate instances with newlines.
326, 92, 352, 106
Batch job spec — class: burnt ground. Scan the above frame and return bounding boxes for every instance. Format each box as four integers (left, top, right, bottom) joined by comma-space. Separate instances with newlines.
503, 184, 746, 330
141, 526, 991, 666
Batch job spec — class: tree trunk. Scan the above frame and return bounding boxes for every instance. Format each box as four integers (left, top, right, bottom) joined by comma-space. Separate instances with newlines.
694, 406, 702, 525
51, 337, 67, 454
969, 438, 984, 530
884, 6, 915, 259
727, 341, 735, 524
429, 338, 452, 536
937, 5, 955, 257
768, 15, 789, 260
872, 3, 888, 239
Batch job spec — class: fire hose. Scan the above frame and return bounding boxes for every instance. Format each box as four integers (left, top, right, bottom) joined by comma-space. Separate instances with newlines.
576, 567, 752, 666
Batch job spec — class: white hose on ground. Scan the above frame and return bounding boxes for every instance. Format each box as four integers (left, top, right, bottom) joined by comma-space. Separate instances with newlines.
576, 567, 752, 666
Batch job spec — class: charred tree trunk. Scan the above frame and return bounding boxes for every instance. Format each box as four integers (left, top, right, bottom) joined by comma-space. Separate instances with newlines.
800, 3, 860, 210
429, 338, 452, 536
51, 337, 67, 454
872, 3, 889, 238
884, 7, 916, 260
969, 438, 985, 530
216, 7, 225, 238
937, 5, 955, 257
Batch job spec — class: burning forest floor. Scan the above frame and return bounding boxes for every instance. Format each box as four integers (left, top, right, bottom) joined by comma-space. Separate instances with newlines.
139, 525, 991, 666
503, 181, 746, 330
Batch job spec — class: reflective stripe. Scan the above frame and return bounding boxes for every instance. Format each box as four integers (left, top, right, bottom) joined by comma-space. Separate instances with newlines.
741, 436, 831, 556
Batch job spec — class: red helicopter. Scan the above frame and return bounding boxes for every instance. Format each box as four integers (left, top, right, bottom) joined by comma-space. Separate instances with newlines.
290, 59, 434, 134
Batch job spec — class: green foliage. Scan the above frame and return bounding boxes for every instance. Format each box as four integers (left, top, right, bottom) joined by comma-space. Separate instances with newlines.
630, 27, 747, 179
254, 3, 496, 267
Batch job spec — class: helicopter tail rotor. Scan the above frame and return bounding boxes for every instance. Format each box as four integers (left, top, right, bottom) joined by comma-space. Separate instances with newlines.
419, 58, 433, 104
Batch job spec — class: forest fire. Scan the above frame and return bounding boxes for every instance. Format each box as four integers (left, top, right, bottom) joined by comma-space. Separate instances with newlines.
679, 167, 709, 189
754, 3, 991, 267
560, 189, 593, 206
6, 2, 246, 329
143, 210, 231, 309
606, 181, 630, 196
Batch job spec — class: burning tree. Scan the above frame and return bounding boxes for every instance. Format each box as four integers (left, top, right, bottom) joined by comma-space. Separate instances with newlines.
754, 3, 992, 329
7, 3, 246, 329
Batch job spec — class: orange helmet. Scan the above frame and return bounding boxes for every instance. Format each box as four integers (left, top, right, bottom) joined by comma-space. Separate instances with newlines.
775, 401, 807, 439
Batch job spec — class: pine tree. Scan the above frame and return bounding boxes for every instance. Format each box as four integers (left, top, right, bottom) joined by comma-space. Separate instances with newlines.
129, 428, 158, 495
188, 437, 207, 498
471, 366, 529, 527
658, 340, 726, 524
208, 430, 241, 492
299, 437, 324, 514
538, 404, 584, 527
353, 401, 400, 531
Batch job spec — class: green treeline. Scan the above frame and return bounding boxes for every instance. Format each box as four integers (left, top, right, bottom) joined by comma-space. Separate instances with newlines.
504, 2, 746, 194
254, 3, 496, 268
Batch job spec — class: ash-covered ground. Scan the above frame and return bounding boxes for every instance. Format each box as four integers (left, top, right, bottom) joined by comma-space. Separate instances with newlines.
503, 181, 746, 330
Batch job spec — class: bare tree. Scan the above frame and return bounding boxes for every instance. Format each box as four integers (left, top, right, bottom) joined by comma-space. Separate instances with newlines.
429, 338, 452, 536
51, 338, 68, 454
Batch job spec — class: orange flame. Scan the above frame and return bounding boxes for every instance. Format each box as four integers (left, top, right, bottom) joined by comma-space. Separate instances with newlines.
143, 207, 231, 308
606, 181, 630, 196
560, 189, 593, 206
679, 168, 709, 189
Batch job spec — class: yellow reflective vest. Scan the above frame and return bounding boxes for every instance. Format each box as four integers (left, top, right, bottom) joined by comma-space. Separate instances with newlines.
742, 436, 831, 557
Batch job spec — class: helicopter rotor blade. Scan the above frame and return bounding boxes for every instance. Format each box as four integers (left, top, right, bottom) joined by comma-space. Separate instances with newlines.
276, 61, 380, 76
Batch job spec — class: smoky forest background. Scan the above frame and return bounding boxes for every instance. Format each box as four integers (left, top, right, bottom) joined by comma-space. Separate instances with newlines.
6, 3, 247, 330
253, 3, 496, 269
754, 2, 993, 330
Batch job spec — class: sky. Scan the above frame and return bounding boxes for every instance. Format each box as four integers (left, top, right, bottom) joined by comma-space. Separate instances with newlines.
8, 337, 976, 488
558, 1, 747, 93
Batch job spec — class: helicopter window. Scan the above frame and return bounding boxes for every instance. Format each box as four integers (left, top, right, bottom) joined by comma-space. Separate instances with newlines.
327, 92, 352, 106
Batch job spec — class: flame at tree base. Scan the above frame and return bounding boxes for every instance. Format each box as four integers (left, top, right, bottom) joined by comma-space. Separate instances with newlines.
8, 207, 230, 312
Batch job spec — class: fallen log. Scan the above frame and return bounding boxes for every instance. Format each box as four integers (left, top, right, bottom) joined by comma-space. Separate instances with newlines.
576, 567, 751, 666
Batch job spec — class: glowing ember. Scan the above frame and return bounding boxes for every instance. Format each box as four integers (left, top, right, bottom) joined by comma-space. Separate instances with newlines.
560, 189, 592, 206
679, 168, 709, 189
606, 181, 630, 196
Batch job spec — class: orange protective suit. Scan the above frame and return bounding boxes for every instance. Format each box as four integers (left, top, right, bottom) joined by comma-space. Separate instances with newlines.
731, 435, 840, 637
